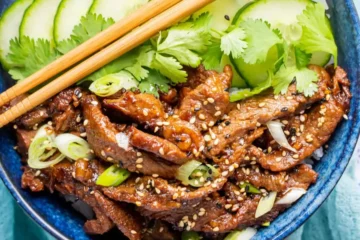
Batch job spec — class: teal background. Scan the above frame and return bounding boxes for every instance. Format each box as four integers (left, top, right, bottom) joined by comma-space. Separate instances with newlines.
0, 1, 359, 240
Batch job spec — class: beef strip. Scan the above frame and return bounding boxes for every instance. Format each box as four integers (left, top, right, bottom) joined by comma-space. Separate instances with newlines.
83, 95, 179, 178
17, 107, 49, 129
104, 92, 165, 129
103, 176, 227, 212
235, 164, 318, 192
258, 71, 351, 171
206, 65, 332, 157
176, 66, 232, 131
21, 167, 45, 192
129, 126, 188, 165
16, 129, 36, 159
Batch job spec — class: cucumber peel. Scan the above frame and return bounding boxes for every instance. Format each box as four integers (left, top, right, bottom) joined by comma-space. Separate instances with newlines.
0, 0, 33, 69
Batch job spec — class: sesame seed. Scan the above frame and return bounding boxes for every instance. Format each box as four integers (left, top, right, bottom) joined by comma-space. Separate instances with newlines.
135, 177, 141, 183
139, 183, 144, 190
137, 191, 144, 197
200, 208, 205, 212
225, 159, 230, 164
274, 95, 279, 100
162, 122, 170, 126
155, 188, 161, 194
135, 201, 142, 206
282, 151, 287, 157
83, 119, 89, 126
137, 152, 142, 157
190, 117, 196, 124
203, 100, 208, 105
178, 221, 184, 228
172, 193, 179, 200
326, 94, 331, 101
159, 227, 164, 233
193, 214, 198, 220
259, 102, 266, 107
343, 114, 349, 120
225, 204, 232, 209
186, 225, 191, 231
208, 121, 215, 127
136, 158, 143, 164
76, 115, 81, 123
91, 101, 98, 106
136, 164, 143, 169
207, 97, 215, 103
143, 109, 148, 116
80, 132, 87, 137
154, 126, 159, 133
47, 121, 53, 126
300, 115, 306, 122
282, 120, 289, 125
211, 183, 217, 188
214, 138, 219, 145
293, 154, 299, 159
276, 157, 282, 162
131, 230, 137, 234
156, 121, 163, 126
229, 165, 235, 172
222, 171, 228, 177
198, 114, 206, 120
107, 157, 113, 161
286, 96, 294, 100
213, 227, 219, 232
214, 111, 222, 117
159, 147, 165, 155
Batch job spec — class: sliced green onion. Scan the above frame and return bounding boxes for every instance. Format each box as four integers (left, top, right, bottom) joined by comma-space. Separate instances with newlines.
176, 160, 220, 187
267, 121, 297, 153
255, 192, 277, 218
89, 71, 138, 97
28, 125, 66, 169
54, 134, 94, 161
262, 222, 271, 227
96, 165, 131, 187
240, 183, 261, 194
224, 228, 257, 240
181, 231, 200, 240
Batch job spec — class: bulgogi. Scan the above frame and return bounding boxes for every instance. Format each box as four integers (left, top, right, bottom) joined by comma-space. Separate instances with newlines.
8, 64, 350, 240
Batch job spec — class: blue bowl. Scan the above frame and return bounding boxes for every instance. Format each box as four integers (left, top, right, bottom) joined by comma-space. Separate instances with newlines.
1, 1, 360, 239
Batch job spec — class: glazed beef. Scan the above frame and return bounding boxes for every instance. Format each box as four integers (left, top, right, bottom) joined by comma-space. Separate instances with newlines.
16, 65, 350, 239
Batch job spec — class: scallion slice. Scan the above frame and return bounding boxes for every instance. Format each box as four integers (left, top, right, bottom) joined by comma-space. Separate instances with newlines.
267, 121, 297, 153
89, 71, 138, 97
96, 165, 131, 187
240, 183, 261, 194
255, 192, 277, 218
224, 228, 257, 240
28, 125, 66, 169
181, 231, 200, 240
176, 160, 219, 187
54, 134, 94, 161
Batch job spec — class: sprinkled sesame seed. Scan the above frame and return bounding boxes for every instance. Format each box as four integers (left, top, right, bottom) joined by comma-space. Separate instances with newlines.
172, 193, 179, 200
136, 158, 143, 164
300, 115, 306, 122
131, 230, 137, 234
199, 145, 205, 152
91, 101, 98, 106
293, 154, 299, 159
214, 111, 222, 117
162, 122, 170, 126
282, 151, 287, 157
225, 159, 230, 164
76, 116, 81, 122
156, 121, 163, 126
80, 132, 87, 137
154, 126, 159, 133
193, 214, 198, 220
208, 121, 215, 127
204, 135, 211, 142
343, 114, 349, 120
213, 227, 219, 232
225, 204, 232, 209
274, 95, 279, 100
107, 157, 113, 161
222, 171, 228, 177
214, 138, 219, 145
143, 109, 148, 116
155, 188, 161, 194
159, 227, 164, 233
256, 122, 261, 127
136, 164, 143, 169
198, 114, 206, 120
135, 201, 142, 206
286, 96, 294, 100
137, 152, 142, 157
159, 147, 165, 155
135, 177, 141, 183
276, 157, 282, 162
259, 102, 266, 107
207, 97, 215, 103
190, 117, 196, 124
229, 165, 235, 172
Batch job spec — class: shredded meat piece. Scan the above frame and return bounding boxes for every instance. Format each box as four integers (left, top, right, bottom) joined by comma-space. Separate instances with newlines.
102, 176, 227, 212
83, 95, 179, 178
235, 164, 318, 192
129, 126, 188, 165
17, 107, 49, 129
16, 129, 36, 159
177, 66, 232, 130
21, 167, 45, 192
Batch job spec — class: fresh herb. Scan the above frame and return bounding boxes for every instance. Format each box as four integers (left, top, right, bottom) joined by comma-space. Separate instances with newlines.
201, 40, 222, 70
240, 19, 282, 64
296, 3, 338, 66
57, 13, 115, 54
220, 26, 247, 58
230, 74, 272, 102
138, 69, 170, 97
7, 37, 60, 80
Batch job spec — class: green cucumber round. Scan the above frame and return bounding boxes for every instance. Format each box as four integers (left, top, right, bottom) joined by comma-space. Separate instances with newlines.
218, 55, 248, 88
53, 0, 94, 44
0, 0, 33, 69
20, 0, 62, 44
231, 46, 280, 88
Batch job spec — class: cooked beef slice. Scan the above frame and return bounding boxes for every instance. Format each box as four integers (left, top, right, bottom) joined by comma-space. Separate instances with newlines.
83, 95, 179, 178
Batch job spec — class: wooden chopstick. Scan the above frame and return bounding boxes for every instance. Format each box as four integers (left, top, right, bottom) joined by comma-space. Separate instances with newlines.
0, 0, 181, 107
0, 0, 215, 128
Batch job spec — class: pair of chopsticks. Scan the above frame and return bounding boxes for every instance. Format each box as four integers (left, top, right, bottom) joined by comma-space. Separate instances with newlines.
0, 0, 215, 127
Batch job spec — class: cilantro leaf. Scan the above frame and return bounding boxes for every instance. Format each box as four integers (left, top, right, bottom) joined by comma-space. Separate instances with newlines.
220, 27, 247, 58
295, 47, 312, 69
297, 3, 338, 66
240, 19, 282, 64
57, 13, 115, 54
151, 53, 187, 83
201, 40, 223, 70
7, 37, 60, 80
156, 13, 211, 67
138, 69, 170, 97
230, 75, 272, 102
272, 65, 318, 96
125, 45, 155, 80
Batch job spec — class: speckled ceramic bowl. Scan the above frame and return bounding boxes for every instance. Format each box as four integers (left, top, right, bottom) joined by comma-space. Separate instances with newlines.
1, 1, 359, 239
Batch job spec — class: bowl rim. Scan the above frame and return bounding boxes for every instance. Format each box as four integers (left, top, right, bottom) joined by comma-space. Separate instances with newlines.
0, 0, 360, 240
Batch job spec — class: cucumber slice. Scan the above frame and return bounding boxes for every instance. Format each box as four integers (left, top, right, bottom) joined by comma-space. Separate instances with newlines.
194, 0, 249, 31
53, 0, 94, 44
310, 51, 332, 67
89, 0, 149, 22
233, 0, 312, 30
231, 46, 280, 88
20, 0, 62, 44
0, 0, 33, 69
218, 55, 247, 88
